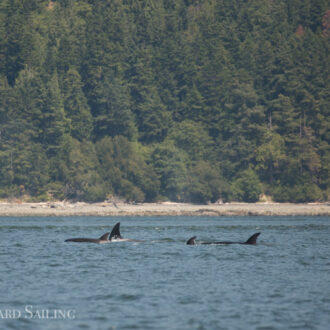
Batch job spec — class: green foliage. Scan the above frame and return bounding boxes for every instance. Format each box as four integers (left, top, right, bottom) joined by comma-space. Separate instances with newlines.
135, 86, 172, 143
63, 139, 106, 202
273, 182, 323, 203
166, 120, 214, 163
150, 142, 187, 201
41, 72, 70, 157
255, 131, 286, 184
0, 0, 328, 202
96, 136, 159, 202
0, 0, 35, 85
90, 72, 137, 141
61, 68, 93, 141
183, 161, 223, 204
232, 168, 262, 203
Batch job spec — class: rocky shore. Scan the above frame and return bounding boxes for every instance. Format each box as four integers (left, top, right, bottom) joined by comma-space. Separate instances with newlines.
0, 201, 329, 217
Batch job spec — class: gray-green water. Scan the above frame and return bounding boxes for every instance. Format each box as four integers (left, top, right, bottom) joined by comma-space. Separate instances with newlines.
0, 216, 329, 330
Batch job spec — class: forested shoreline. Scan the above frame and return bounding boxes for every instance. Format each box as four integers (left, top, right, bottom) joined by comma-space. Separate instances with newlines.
0, 0, 329, 203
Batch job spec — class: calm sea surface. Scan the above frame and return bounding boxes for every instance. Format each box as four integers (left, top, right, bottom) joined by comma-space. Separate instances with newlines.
0, 216, 329, 330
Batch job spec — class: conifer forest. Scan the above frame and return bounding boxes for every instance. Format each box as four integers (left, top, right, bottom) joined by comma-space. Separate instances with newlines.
0, 0, 329, 203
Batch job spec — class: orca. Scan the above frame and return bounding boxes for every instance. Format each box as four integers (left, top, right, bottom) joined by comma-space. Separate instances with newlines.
109, 222, 144, 243
64, 222, 144, 244
65, 232, 110, 244
186, 232, 260, 245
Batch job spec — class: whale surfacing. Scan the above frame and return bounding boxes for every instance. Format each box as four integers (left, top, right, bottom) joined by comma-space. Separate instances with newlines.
65, 232, 110, 244
109, 222, 144, 243
65, 222, 144, 243
186, 233, 261, 245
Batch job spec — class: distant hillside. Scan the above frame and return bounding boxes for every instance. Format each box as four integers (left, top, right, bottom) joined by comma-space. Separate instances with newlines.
0, 0, 329, 203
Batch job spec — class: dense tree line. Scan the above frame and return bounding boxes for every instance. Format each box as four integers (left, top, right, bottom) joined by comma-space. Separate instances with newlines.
0, 0, 329, 203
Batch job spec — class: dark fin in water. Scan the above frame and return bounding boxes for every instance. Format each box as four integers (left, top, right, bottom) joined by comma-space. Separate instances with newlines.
244, 232, 260, 245
99, 232, 110, 241
109, 222, 122, 240
186, 236, 197, 245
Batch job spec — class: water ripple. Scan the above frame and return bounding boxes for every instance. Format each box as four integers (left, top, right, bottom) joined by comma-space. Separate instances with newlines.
0, 216, 329, 330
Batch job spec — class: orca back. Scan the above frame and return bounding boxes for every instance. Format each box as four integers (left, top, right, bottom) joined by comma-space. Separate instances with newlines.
65, 238, 99, 243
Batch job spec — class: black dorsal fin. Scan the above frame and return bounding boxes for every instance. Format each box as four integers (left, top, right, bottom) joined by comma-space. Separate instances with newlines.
109, 222, 122, 240
245, 232, 260, 245
99, 232, 110, 241
186, 236, 197, 245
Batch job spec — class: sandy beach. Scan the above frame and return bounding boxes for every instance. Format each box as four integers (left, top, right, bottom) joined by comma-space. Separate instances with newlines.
0, 201, 329, 217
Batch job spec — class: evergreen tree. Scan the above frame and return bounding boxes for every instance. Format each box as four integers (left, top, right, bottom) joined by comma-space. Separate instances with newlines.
255, 131, 286, 185
150, 143, 187, 201
41, 72, 70, 157
183, 160, 223, 204
92, 72, 137, 141
166, 120, 214, 163
232, 167, 262, 203
0, 0, 34, 85
0, 0, 328, 202
96, 136, 160, 202
63, 139, 106, 202
61, 68, 93, 141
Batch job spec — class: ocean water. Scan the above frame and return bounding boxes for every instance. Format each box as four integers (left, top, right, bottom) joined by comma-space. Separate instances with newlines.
0, 216, 329, 330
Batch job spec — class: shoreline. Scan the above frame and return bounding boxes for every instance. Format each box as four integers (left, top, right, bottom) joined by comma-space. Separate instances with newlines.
0, 202, 329, 217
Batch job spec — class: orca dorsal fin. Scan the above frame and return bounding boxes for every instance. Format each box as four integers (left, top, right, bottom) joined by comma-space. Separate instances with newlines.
109, 222, 122, 240
245, 232, 260, 245
186, 236, 197, 245
99, 232, 110, 241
